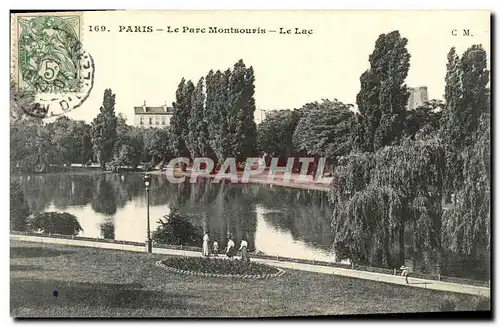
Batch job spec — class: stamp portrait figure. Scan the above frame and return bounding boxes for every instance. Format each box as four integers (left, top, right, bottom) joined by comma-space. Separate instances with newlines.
17, 15, 82, 93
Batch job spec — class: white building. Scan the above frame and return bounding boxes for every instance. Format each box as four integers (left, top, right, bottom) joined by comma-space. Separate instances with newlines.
255, 109, 279, 124
407, 86, 429, 110
133, 101, 174, 128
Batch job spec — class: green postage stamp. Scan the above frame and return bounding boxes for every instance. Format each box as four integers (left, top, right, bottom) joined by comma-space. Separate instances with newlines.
11, 12, 95, 118
14, 13, 83, 93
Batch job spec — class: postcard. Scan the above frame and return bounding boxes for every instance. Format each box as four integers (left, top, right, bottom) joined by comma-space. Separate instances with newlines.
10, 10, 491, 318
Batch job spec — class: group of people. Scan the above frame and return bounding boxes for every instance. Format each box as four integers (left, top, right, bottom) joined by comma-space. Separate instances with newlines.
202, 233, 250, 262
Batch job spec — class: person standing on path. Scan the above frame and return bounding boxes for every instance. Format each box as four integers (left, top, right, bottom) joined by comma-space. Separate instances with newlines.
202, 233, 210, 257
400, 265, 409, 284
213, 240, 219, 256
239, 239, 249, 263
226, 236, 235, 259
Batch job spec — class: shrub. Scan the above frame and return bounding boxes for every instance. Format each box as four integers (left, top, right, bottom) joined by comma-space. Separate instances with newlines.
152, 209, 202, 247
28, 212, 83, 235
161, 256, 279, 275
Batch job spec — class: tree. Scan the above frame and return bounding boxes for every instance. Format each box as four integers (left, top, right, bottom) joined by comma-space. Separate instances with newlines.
10, 123, 44, 172
187, 77, 210, 158
441, 112, 490, 257
441, 45, 489, 151
49, 117, 93, 167
113, 113, 132, 158
170, 78, 194, 157
204, 61, 258, 167
330, 138, 445, 267
440, 45, 490, 194
109, 114, 143, 171
90, 89, 117, 170
205, 70, 218, 159
143, 127, 170, 165
49, 117, 73, 166
10, 81, 56, 172
404, 100, 443, 139
206, 69, 231, 166
227, 60, 257, 163
28, 212, 83, 235
257, 109, 301, 157
152, 208, 202, 246
238, 64, 258, 161
31, 123, 54, 172
74, 121, 93, 166
111, 127, 144, 170
10, 180, 30, 231
116, 113, 130, 135
10, 78, 49, 122
293, 99, 356, 161
439, 45, 490, 278
356, 31, 411, 152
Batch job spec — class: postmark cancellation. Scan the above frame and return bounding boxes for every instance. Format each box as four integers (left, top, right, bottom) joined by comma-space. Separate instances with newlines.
11, 12, 95, 118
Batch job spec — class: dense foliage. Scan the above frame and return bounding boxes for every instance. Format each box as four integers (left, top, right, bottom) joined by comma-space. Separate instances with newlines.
257, 109, 301, 157
170, 78, 194, 158
293, 99, 356, 161
404, 100, 443, 139
330, 138, 445, 266
355, 31, 411, 152
187, 77, 210, 158
91, 88, 118, 170
204, 61, 257, 166
10, 180, 30, 231
161, 257, 279, 275
143, 127, 170, 166
329, 33, 490, 278
152, 209, 202, 246
27, 212, 83, 235
10, 85, 173, 173
11, 116, 93, 173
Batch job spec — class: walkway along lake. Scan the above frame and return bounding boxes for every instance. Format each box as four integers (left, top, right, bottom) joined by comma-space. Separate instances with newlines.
14, 172, 339, 262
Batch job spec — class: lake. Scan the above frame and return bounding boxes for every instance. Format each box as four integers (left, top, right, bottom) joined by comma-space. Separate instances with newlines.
14, 172, 339, 262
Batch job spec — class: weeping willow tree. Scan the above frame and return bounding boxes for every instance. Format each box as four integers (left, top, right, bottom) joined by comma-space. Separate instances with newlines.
438, 45, 490, 279
330, 137, 445, 267
440, 112, 490, 278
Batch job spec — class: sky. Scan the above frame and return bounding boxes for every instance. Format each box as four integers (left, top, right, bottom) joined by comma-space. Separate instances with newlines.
20, 10, 490, 123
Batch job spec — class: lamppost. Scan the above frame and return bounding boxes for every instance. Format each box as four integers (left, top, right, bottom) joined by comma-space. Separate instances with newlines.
143, 173, 152, 253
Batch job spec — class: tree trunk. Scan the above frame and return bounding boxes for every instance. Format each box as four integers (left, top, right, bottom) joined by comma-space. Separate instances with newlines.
100, 161, 106, 171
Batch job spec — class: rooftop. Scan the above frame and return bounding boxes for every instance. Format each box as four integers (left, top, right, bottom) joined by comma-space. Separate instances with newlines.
134, 105, 174, 115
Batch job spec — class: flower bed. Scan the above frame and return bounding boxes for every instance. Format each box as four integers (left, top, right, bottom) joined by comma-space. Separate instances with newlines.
156, 257, 285, 279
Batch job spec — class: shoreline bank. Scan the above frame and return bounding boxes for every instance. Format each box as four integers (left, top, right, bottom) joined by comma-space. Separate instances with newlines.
150, 168, 333, 191
12, 165, 332, 191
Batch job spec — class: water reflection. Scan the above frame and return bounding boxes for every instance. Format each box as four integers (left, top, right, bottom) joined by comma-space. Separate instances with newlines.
100, 219, 115, 240
13, 172, 335, 261
92, 176, 117, 216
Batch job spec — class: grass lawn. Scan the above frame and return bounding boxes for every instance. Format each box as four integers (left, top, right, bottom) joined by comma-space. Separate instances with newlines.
10, 240, 486, 318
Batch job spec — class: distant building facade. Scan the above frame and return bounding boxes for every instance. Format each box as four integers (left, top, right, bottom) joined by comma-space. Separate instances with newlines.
255, 109, 279, 124
134, 101, 174, 128
407, 86, 429, 110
